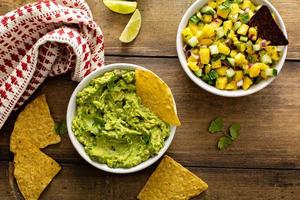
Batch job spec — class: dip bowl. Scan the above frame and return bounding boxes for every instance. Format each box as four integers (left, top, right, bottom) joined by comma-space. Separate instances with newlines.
67, 63, 177, 174
176, 0, 288, 97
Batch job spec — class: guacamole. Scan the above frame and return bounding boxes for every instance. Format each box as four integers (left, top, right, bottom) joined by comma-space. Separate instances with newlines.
72, 70, 170, 168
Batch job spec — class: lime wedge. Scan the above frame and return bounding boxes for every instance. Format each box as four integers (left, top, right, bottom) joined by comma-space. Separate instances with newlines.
119, 9, 142, 43
103, 0, 137, 14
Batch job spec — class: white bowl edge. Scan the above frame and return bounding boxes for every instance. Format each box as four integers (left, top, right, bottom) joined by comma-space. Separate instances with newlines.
66, 63, 177, 174
176, 0, 288, 97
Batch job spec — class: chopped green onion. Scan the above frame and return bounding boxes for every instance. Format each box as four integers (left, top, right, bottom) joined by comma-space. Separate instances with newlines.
195, 69, 203, 77
239, 12, 250, 23
240, 35, 248, 42
220, 54, 227, 60
212, 54, 222, 61
189, 15, 200, 24
196, 11, 203, 20
265, 68, 278, 76
207, 70, 218, 80
201, 6, 216, 15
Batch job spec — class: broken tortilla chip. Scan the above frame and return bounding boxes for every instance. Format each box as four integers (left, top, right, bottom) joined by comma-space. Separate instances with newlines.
248, 5, 288, 46
14, 139, 61, 200
135, 69, 181, 126
137, 155, 208, 200
10, 95, 61, 153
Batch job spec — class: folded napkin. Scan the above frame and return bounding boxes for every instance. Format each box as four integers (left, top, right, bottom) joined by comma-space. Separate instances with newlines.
0, 0, 104, 128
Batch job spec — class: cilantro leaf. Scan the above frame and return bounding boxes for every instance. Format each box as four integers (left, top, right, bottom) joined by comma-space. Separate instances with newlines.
229, 123, 241, 140
55, 121, 68, 136
217, 136, 233, 150
208, 117, 223, 133
239, 12, 250, 24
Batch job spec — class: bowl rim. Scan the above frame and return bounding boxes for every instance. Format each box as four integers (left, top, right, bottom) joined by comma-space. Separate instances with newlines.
66, 63, 177, 174
176, 0, 288, 97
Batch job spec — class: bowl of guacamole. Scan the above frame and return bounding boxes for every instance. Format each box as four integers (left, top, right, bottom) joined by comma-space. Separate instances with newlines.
66, 63, 177, 173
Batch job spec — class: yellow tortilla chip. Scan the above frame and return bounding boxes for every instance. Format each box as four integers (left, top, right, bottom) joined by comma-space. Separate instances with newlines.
135, 69, 181, 126
10, 95, 61, 153
137, 155, 208, 200
14, 139, 61, 200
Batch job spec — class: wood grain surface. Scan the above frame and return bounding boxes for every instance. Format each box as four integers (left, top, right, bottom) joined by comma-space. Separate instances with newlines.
1, 161, 300, 200
0, 0, 300, 199
0, 0, 299, 59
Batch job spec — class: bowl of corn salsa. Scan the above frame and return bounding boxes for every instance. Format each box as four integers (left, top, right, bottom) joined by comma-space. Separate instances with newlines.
176, 0, 288, 97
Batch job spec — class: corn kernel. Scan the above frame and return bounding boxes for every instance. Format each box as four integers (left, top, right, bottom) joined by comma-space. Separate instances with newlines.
217, 7, 230, 19
234, 71, 244, 82
182, 27, 194, 42
208, 1, 217, 9
218, 43, 231, 55
212, 59, 222, 69
237, 24, 249, 35
225, 81, 237, 90
202, 24, 216, 38
243, 76, 253, 90
235, 53, 248, 66
242, 0, 253, 10
216, 67, 228, 76
199, 39, 214, 46
216, 77, 228, 90
205, 64, 212, 74
230, 4, 240, 15
199, 48, 211, 64
188, 62, 200, 72
249, 63, 261, 77
223, 20, 233, 32
203, 14, 213, 23
230, 50, 238, 58
248, 27, 258, 41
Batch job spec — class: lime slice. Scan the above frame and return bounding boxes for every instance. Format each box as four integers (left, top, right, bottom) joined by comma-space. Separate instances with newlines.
119, 9, 142, 43
103, 0, 137, 14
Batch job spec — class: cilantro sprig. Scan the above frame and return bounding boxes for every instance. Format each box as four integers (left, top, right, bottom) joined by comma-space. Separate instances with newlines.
208, 117, 223, 133
208, 118, 241, 150
55, 121, 68, 136
217, 136, 233, 150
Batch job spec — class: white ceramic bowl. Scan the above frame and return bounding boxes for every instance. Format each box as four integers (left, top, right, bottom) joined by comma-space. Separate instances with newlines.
67, 63, 177, 174
176, 0, 288, 97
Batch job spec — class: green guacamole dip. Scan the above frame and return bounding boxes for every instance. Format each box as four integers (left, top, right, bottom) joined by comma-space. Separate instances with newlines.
72, 69, 170, 168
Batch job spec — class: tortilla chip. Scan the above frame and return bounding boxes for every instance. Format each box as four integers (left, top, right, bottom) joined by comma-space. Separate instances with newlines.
10, 95, 61, 153
14, 139, 61, 200
135, 69, 181, 126
248, 5, 288, 45
137, 155, 208, 200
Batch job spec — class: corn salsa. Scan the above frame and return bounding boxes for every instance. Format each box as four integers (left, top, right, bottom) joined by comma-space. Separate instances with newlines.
182, 0, 283, 90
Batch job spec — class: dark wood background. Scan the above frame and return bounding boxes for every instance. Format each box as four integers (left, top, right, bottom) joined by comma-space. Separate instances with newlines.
0, 0, 299, 199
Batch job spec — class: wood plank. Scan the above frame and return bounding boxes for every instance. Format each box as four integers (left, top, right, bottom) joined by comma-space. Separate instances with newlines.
1, 161, 300, 200
0, 162, 17, 199
1, 57, 299, 169
0, 0, 299, 59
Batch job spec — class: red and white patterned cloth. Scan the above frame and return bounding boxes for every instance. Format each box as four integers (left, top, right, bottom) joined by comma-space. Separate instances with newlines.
0, 0, 105, 128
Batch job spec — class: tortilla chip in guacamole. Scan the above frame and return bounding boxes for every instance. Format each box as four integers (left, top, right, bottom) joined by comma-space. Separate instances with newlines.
135, 69, 181, 126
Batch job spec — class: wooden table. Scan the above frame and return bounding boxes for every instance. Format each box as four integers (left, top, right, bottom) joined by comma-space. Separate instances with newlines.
1, 0, 300, 199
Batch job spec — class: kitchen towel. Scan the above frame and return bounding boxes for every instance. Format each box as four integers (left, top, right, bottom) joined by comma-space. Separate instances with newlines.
0, 0, 104, 128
